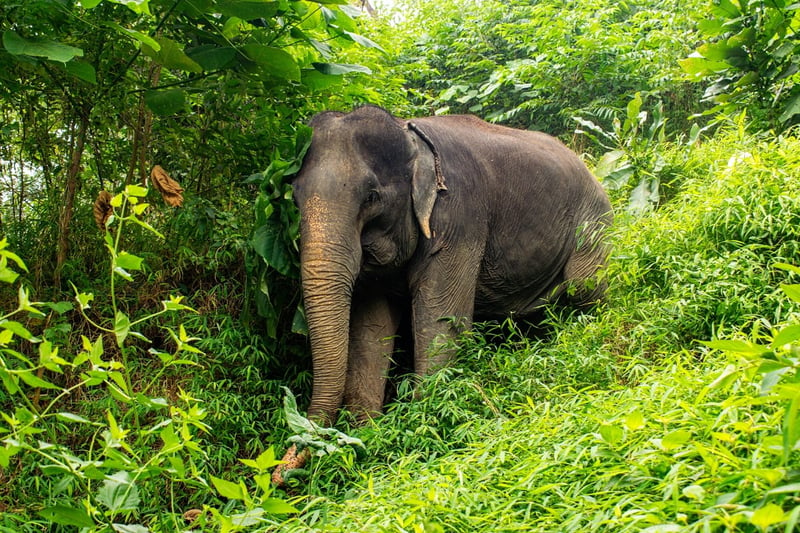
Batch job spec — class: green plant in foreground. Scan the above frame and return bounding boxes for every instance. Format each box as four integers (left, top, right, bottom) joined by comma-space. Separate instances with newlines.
0, 186, 297, 531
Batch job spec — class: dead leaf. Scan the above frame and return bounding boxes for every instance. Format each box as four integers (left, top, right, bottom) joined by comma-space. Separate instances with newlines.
93, 191, 113, 230
150, 165, 184, 207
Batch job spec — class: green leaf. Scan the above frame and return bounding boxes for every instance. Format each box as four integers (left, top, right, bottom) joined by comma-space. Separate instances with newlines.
780, 92, 800, 123
750, 503, 785, 531
37, 505, 95, 528
282, 386, 316, 433
594, 150, 627, 180
679, 54, 728, 78
261, 498, 299, 514
211, 475, 248, 501
142, 37, 202, 73
773, 324, 800, 348
768, 482, 800, 494
186, 45, 237, 71
18, 369, 60, 390
42, 301, 73, 314
781, 283, 800, 303
311, 62, 371, 75
0, 320, 37, 341
342, 31, 385, 52
116, 252, 143, 272
774, 263, 800, 275
243, 45, 301, 81
114, 311, 130, 347
217, 0, 279, 19
252, 220, 294, 275
144, 89, 186, 116
108, 0, 152, 16
97, 471, 141, 513
2, 31, 84, 62
56, 412, 93, 424
624, 410, 645, 430
124, 184, 148, 198
75, 291, 94, 310
599, 423, 624, 445
65, 61, 97, 83
0, 443, 21, 468
701, 339, 769, 355
291, 305, 307, 335
659, 429, 692, 450
110, 23, 160, 51
711, 0, 740, 17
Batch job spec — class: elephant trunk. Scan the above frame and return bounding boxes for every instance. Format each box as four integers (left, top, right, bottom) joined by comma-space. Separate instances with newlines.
297, 194, 362, 423
274, 196, 360, 486
300, 241, 359, 424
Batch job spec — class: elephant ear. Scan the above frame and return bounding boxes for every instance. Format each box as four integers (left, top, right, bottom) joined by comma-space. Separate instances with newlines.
407, 122, 447, 239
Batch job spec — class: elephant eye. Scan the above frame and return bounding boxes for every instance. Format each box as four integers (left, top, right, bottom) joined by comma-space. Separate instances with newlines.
365, 190, 380, 205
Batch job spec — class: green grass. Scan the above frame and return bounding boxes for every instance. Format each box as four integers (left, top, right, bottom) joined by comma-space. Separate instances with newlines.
266, 128, 800, 532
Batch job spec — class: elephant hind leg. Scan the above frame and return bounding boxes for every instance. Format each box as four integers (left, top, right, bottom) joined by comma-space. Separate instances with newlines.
561, 240, 610, 307
344, 291, 401, 423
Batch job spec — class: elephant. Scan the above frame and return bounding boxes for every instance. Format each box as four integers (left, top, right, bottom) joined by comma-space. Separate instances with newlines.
274, 105, 612, 481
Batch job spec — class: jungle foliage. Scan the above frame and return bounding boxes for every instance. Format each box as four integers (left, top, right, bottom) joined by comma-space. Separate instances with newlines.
1, 0, 800, 530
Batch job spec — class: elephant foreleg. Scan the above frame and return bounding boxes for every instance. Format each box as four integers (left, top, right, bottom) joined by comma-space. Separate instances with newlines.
344, 291, 400, 423
411, 252, 481, 376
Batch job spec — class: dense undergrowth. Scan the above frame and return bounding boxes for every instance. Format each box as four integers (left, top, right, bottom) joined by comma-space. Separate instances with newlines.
268, 128, 800, 531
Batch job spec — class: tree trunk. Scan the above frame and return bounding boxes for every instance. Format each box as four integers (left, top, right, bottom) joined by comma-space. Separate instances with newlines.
54, 109, 90, 289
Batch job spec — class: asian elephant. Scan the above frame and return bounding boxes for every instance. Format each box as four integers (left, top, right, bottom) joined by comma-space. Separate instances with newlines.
274, 105, 611, 480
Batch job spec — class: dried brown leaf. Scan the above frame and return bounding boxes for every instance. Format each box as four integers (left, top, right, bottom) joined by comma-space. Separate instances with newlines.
150, 165, 184, 207
94, 190, 113, 230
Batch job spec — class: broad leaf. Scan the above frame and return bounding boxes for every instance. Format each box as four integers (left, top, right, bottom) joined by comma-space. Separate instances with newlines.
781, 283, 800, 303
65, 61, 97, 84
660, 429, 692, 450
343, 31, 385, 52
115, 252, 143, 272
142, 37, 202, 73
2, 31, 83, 62
261, 498, 299, 514
211, 475, 248, 501
18, 369, 59, 390
701, 339, 769, 355
110, 23, 160, 51
107, 0, 152, 16
186, 45, 237, 71
243, 45, 301, 81
97, 472, 141, 513
252, 221, 294, 275
37, 505, 95, 528
114, 311, 131, 347
750, 503, 785, 530
144, 89, 186, 116
217, 0, 279, 19
772, 324, 800, 348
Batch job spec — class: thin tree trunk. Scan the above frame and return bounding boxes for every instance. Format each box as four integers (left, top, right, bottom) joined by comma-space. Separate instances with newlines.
54, 109, 90, 289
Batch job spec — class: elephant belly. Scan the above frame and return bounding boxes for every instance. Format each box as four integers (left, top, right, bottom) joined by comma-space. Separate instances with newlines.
473, 240, 571, 318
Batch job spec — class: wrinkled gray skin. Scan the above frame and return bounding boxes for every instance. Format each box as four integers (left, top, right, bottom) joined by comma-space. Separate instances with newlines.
292, 105, 612, 425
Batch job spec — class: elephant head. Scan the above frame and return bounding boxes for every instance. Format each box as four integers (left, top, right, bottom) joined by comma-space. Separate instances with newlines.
291, 105, 444, 425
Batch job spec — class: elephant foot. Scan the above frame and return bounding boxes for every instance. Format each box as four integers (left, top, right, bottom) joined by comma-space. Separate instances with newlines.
272, 444, 312, 486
